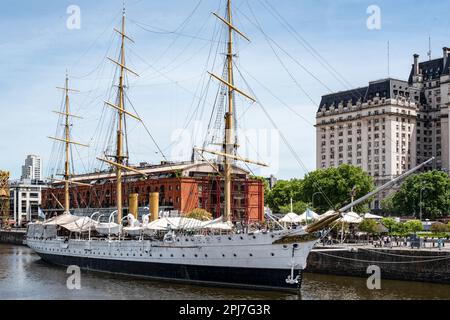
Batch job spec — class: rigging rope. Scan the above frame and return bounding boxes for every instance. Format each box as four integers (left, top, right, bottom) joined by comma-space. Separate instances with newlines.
235, 64, 335, 210
258, 0, 362, 99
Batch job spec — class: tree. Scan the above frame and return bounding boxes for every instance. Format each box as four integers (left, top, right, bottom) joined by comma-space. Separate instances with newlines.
404, 220, 423, 234
266, 179, 303, 213
431, 222, 449, 233
392, 170, 450, 219
279, 201, 310, 215
394, 223, 410, 237
301, 164, 375, 214
185, 208, 212, 221
381, 217, 399, 233
358, 219, 379, 235
381, 195, 396, 215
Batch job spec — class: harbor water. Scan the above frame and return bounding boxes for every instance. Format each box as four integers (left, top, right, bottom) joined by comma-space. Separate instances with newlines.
1, 244, 449, 300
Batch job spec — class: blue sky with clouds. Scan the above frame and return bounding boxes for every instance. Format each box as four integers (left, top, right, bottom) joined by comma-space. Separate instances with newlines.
1, 0, 450, 180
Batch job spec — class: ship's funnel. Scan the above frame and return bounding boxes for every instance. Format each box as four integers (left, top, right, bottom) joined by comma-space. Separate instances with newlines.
129, 193, 138, 219
150, 193, 159, 222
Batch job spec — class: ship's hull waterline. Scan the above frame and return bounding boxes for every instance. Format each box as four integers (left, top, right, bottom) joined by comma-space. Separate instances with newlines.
26, 232, 318, 293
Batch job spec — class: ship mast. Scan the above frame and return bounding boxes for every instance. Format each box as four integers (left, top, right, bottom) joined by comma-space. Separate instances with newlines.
63, 75, 71, 213
224, 0, 235, 223
98, 6, 147, 226
116, 8, 126, 224
49, 74, 89, 214
206, 0, 256, 222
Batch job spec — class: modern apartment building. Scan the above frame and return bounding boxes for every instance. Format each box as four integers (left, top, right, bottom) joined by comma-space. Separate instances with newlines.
21, 155, 43, 181
9, 180, 47, 226
316, 47, 450, 210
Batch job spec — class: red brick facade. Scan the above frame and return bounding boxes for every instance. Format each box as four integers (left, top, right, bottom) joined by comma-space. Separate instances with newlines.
42, 175, 265, 222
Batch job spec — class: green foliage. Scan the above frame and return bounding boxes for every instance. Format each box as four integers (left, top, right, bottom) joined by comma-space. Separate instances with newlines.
279, 201, 309, 215
381, 194, 396, 215
381, 218, 425, 236
185, 208, 212, 221
301, 164, 375, 214
392, 170, 450, 219
358, 219, 379, 235
417, 232, 449, 239
381, 218, 399, 233
266, 165, 375, 214
431, 222, 449, 233
404, 220, 423, 234
266, 179, 303, 213
174, 169, 183, 178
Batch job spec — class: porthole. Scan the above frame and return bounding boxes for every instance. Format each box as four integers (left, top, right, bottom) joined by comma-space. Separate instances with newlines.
170, 254, 174, 257
253, 236, 256, 239
233, 254, 237, 257
228, 237, 232, 240
249, 253, 253, 257
222, 254, 226, 258
271, 253, 275, 256
195, 254, 198, 258
182, 254, 185, 258
205, 254, 208, 258
160, 254, 163, 257
240, 236, 243, 240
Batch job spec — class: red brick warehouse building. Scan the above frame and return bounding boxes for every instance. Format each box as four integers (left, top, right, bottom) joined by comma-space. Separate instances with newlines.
42, 161, 265, 222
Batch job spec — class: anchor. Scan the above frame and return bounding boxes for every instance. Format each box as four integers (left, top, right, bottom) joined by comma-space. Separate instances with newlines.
285, 246, 301, 285
285, 265, 300, 285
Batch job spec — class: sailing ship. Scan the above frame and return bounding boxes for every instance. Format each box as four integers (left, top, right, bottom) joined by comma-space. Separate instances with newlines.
26, 1, 434, 293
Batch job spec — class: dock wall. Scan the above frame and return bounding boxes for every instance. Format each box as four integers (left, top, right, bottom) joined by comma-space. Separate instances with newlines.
0, 230, 26, 246
306, 248, 450, 284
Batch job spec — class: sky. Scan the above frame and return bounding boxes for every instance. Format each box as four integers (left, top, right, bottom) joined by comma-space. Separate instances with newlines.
1, 0, 450, 180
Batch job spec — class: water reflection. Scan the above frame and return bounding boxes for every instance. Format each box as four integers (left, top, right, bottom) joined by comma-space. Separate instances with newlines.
0, 244, 449, 300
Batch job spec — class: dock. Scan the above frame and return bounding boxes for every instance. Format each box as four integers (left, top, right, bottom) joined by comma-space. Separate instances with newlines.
0, 229, 26, 246
307, 244, 450, 285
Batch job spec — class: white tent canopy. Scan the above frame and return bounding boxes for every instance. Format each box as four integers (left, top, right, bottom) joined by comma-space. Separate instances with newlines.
62, 217, 98, 233
145, 217, 206, 231
299, 209, 319, 222
279, 212, 302, 224
202, 220, 233, 231
322, 210, 337, 217
44, 214, 80, 226
338, 212, 363, 224
145, 217, 235, 231
364, 213, 383, 220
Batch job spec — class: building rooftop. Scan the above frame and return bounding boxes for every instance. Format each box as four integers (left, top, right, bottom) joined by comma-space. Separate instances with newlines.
319, 78, 414, 112
52, 161, 251, 185
408, 57, 450, 83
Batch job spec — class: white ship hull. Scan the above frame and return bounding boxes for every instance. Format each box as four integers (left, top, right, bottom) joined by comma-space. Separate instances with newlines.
26, 229, 319, 292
